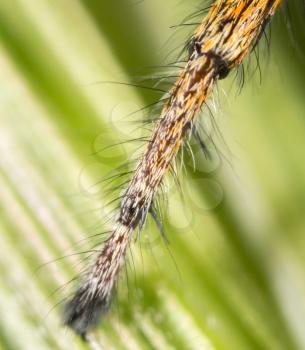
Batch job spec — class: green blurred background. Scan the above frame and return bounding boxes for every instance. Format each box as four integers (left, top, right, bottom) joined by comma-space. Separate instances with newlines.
1, 0, 305, 349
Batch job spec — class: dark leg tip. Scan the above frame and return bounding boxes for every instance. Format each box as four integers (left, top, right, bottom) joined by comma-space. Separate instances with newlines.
63, 288, 111, 337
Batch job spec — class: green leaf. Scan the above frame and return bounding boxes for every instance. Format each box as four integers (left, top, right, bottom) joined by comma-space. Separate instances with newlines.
1, 1, 305, 349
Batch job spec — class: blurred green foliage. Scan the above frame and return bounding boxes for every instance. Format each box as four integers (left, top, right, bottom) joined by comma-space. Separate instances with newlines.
0, 1, 305, 349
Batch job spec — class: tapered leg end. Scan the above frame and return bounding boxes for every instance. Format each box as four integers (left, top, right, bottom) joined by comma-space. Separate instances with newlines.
63, 287, 110, 337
